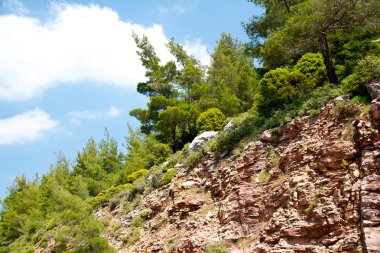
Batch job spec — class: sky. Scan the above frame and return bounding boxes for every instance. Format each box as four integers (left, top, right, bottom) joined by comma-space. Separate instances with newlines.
0, 0, 262, 199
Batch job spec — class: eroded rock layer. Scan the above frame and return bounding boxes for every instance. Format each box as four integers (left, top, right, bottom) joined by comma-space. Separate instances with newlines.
96, 96, 380, 253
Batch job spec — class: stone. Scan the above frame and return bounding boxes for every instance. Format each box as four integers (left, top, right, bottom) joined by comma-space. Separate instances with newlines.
367, 81, 380, 99
222, 120, 235, 131
370, 98, 380, 128
188, 131, 218, 153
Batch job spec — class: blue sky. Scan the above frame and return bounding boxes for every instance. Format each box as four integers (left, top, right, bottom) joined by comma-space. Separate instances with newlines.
0, 0, 262, 199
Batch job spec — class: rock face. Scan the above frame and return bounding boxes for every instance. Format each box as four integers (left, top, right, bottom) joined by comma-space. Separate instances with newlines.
188, 131, 218, 153
96, 97, 380, 253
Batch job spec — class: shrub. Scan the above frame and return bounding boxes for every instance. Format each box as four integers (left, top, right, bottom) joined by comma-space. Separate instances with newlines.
341, 159, 349, 168
302, 84, 342, 111
257, 169, 271, 183
131, 215, 145, 228
309, 109, 321, 118
342, 55, 380, 94
304, 201, 318, 214
162, 169, 177, 185
126, 169, 149, 183
294, 53, 328, 86
166, 240, 179, 253
204, 243, 230, 253
331, 100, 360, 121
122, 227, 140, 246
255, 68, 306, 115
352, 95, 371, 104
196, 108, 226, 134
87, 184, 133, 208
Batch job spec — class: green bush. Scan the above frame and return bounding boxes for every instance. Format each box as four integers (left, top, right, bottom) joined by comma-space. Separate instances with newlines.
255, 68, 306, 115
352, 95, 371, 104
126, 169, 149, 183
196, 108, 226, 133
331, 100, 360, 121
123, 227, 140, 246
131, 215, 145, 228
309, 109, 321, 118
162, 169, 178, 185
294, 53, 328, 86
87, 184, 133, 208
342, 55, 380, 94
204, 243, 230, 253
252, 169, 271, 183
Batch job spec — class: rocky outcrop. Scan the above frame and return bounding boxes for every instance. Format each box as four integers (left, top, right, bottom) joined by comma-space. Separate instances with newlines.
368, 82, 380, 128
188, 131, 218, 153
96, 96, 380, 253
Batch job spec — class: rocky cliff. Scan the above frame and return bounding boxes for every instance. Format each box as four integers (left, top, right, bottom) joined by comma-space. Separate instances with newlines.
96, 82, 380, 253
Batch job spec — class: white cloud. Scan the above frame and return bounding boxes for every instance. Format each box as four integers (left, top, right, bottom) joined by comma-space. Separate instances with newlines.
106, 106, 121, 117
0, 3, 210, 102
0, 109, 59, 145
0, 4, 173, 101
183, 38, 211, 66
68, 106, 122, 125
2, 0, 28, 15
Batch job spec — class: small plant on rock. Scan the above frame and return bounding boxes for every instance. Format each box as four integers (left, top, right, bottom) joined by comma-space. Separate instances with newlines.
331, 100, 360, 121
204, 243, 230, 253
341, 159, 349, 169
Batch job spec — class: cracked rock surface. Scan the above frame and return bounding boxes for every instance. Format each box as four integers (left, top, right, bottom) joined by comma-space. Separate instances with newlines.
96, 96, 380, 252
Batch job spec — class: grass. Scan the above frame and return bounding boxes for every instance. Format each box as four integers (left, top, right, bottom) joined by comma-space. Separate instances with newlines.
252, 169, 271, 184
121, 227, 140, 246
204, 243, 230, 253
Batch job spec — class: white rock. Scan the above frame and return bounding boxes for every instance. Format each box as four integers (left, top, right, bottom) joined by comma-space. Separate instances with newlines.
188, 131, 218, 153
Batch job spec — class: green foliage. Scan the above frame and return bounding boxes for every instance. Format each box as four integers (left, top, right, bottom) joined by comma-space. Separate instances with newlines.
131, 215, 145, 228
204, 243, 231, 253
166, 241, 179, 253
208, 33, 259, 116
196, 108, 226, 133
342, 55, 380, 94
124, 125, 172, 171
304, 201, 318, 214
254, 68, 307, 115
126, 169, 149, 183
162, 170, 178, 185
352, 95, 371, 105
246, 0, 380, 84
87, 184, 133, 208
253, 169, 271, 183
294, 53, 327, 86
301, 84, 342, 112
309, 109, 321, 118
341, 159, 349, 169
122, 227, 140, 247
331, 31, 380, 79
211, 83, 342, 157
331, 100, 360, 121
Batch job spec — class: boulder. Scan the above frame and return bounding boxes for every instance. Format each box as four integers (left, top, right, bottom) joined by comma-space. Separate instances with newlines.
188, 131, 218, 153
367, 81, 380, 100
222, 121, 235, 131
370, 98, 380, 128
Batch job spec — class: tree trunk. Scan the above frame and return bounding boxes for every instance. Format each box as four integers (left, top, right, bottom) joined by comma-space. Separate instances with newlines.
318, 33, 338, 84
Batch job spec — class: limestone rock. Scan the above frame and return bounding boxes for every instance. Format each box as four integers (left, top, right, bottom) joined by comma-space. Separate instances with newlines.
188, 131, 218, 153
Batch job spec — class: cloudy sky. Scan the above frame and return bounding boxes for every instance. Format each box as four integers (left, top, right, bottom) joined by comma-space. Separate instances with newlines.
0, 0, 261, 199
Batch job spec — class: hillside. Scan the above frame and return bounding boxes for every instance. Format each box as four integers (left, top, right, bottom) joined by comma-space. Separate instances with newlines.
1, 1, 379, 252
91, 82, 380, 252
